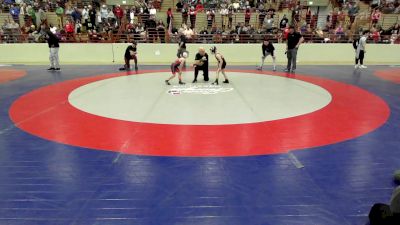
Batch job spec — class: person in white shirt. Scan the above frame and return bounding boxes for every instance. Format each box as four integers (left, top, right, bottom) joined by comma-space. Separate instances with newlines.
82, 6, 89, 30
149, 5, 157, 16
220, 7, 228, 30
100, 5, 108, 24
355, 30, 369, 69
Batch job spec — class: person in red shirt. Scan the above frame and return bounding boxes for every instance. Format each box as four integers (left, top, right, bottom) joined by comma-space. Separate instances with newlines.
114, 5, 124, 26
245, 7, 251, 26
371, 8, 381, 26
283, 24, 290, 40
64, 20, 75, 41
371, 28, 380, 43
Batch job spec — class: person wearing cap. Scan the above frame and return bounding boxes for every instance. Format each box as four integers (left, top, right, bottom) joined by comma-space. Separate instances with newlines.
285, 25, 304, 73
210, 46, 229, 85
120, 42, 138, 71
166, 52, 188, 85
257, 38, 276, 71
192, 47, 209, 83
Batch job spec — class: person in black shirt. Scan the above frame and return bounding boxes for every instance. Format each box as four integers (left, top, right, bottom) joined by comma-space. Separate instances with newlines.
120, 41, 138, 71
257, 38, 276, 71
210, 46, 229, 85
45, 29, 60, 71
146, 16, 157, 43
285, 26, 304, 73
192, 47, 209, 83
279, 14, 289, 30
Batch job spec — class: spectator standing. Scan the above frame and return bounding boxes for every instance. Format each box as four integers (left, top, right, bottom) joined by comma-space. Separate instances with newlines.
27, 5, 36, 26
348, 2, 359, 25
285, 25, 304, 73
82, 5, 89, 30
245, 7, 251, 26
189, 6, 197, 29
220, 6, 228, 30
10, 4, 20, 24
228, 7, 233, 29
107, 8, 116, 25
114, 5, 124, 26
55, 4, 64, 28
45, 29, 60, 71
181, 4, 188, 25
100, 5, 108, 24
258, 9, 266, 29
371, 8, 381, 26
146, 15, 157, 43
355, 30, 369, 69
206, 9, 215, 29
88, 5, 97, 30
167, 8, 173, 28
71, 7, 82, 23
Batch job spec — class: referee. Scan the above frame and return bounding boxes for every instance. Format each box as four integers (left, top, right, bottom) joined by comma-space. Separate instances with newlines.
285, 26, 304, 73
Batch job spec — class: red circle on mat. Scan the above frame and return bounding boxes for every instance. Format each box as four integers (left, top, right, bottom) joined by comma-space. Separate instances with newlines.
374, 68, 400, 84
9, 70, 390, 156
0, 69, 26, 84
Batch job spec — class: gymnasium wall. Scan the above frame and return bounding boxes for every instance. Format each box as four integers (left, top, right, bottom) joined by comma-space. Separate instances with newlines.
0, 43, 399, 65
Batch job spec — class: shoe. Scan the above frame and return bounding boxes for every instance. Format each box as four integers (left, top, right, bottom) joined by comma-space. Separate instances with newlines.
135, 66, 138, 71
273, 67, 276, 71
55, 68, 60, 71
119, 67, 126, 71
284, 68, 290, 72
165, 80, 171, 85
359, 65, 367, 69
256, 66, 262, 70
223, 79, 229, 84
212, 79, 219, 85
47, 67, 55, 70
179, 81, 185, 85
291, 70, 295, 73
354, 64, 359, 69
192, 79, 197, 83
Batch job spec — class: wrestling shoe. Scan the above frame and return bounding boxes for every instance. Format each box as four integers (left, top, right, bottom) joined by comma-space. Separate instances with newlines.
179, 81, 185, 85
165, 80, 171, 85
223, 79, 229, 84
359, 65, 367, 69
212, 79, 219, 85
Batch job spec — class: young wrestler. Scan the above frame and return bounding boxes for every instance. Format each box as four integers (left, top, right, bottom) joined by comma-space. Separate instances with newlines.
210, 46, 229, 85
165, 52, 188, 85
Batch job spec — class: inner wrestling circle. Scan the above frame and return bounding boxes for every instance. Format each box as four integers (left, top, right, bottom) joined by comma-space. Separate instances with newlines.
68, 72, 332, 125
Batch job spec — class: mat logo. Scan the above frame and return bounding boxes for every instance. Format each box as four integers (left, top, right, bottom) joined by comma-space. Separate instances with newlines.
167, 84, 234, 95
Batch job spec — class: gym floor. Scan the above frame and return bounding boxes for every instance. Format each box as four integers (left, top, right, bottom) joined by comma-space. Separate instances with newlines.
0, 64, 399, 225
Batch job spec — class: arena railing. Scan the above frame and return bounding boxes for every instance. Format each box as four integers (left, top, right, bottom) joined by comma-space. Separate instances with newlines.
1, 31, 398, 44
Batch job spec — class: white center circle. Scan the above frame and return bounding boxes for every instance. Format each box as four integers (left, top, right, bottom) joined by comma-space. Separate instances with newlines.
68, 72, 332, 125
